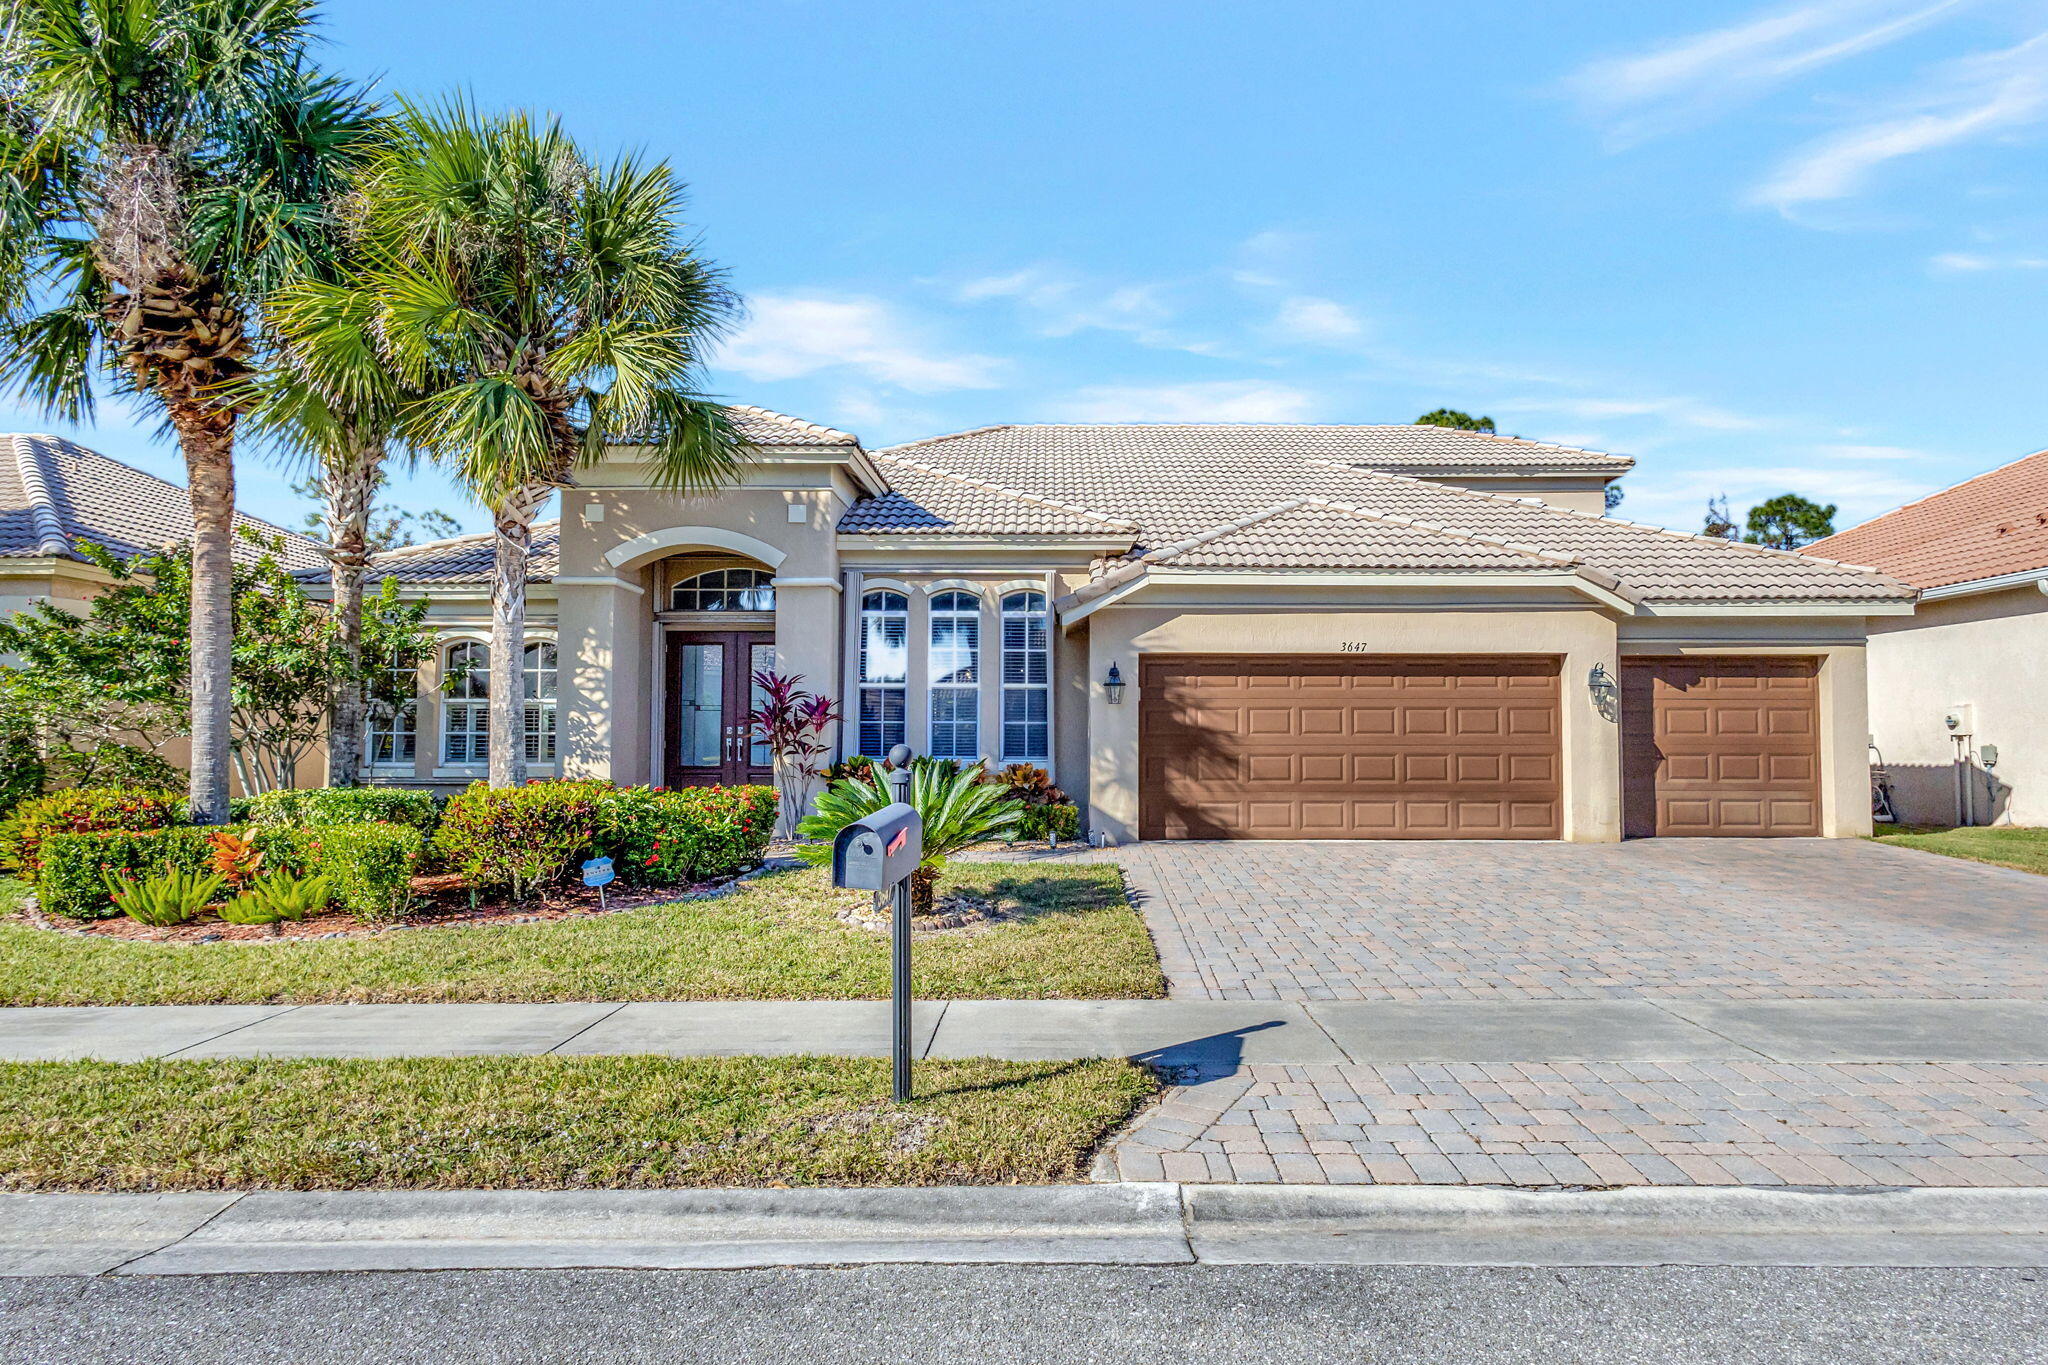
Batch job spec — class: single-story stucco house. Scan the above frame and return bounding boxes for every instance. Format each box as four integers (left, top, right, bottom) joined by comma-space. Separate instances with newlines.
1810, 449, 2048, 828
6, 412, 1917, 840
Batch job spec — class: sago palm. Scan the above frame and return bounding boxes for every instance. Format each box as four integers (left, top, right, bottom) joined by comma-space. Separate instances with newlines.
0, 0, 371, 821
330, 101, 745, 786
797, 762, 1023, 916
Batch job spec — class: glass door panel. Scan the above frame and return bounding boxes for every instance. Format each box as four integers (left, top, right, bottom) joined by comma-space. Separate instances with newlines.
748, 642, 775, 767
677, 643, 725, 769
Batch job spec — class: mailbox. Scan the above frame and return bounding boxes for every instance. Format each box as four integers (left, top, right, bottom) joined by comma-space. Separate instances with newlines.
831, 802, 923, 891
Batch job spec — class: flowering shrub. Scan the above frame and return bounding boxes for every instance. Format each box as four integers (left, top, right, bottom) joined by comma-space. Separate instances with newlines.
593, 785, 777, 885
433, 780, 611, 899
38, 828, 214, 919
0, 787, 183, 875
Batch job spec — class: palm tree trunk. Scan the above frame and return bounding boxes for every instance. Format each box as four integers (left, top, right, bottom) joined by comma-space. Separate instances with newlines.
323, 442, 379, 787
174, 408, 237, 825
487, 484, 548, 788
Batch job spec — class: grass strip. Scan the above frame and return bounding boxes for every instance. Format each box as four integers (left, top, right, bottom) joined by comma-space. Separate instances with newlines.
0, 1054, 1157, 1190
1872, 825, 2048, 877
0, 864, 1165, 1005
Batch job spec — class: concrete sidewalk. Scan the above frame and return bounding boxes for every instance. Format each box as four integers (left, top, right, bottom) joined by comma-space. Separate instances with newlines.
10, 998, 2048, 1066
8, 1186, 2048, 1274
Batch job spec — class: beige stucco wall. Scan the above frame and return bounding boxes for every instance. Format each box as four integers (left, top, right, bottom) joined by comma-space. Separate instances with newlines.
1076, 592, 1624, 844
1864, 584, 2048, 826
1617, 616, 1874, 838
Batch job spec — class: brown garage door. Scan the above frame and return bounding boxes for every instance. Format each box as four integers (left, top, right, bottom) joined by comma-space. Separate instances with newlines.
1139, 655, 1562, 839
1621, 658, 1820, 837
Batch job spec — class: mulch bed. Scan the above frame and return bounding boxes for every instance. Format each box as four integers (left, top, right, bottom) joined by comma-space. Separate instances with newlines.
13, 868, 765, 944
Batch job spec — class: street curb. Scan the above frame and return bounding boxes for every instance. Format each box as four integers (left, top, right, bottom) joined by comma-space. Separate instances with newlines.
7, 1185, 2048, 1275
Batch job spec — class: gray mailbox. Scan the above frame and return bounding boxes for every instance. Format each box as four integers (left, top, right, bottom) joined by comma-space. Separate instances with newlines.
831, 802, 923, 891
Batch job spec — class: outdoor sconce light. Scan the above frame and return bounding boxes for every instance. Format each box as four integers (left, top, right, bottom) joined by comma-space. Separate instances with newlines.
1587, 662, 1619, 721
1103, 662, 1126, 705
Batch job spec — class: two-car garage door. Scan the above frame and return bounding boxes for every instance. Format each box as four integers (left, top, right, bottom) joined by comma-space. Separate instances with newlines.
1138, 656, 1563, 839
1136, 653, 1822, 840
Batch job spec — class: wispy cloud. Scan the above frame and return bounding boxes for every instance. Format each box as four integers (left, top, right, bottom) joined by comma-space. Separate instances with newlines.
1048, 380, 1316, 423
954, 265, 1217, 352
1750, 30, 2048, 210
1621, 461, 1936, 529
1812, 442, 1930, 458
1499, 394, 1767, 432
718, 294, 1003, 393
1569, 0, 1969, 147
1930, 248, 2048, 269
1269, 295, 1366, 344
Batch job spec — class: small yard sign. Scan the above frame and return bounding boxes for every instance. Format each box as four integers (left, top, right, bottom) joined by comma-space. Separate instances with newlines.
582, 857, 615, 887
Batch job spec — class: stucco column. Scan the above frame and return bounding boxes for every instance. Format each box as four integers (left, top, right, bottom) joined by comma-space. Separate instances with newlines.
557, 577, 645, 783
772, 579, 844, 760
1820, 644, 1873, 838
1562, 629, 1624, 842
1087, 623, 1141, 844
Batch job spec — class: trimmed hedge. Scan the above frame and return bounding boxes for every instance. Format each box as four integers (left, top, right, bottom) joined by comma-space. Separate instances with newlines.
1015, 802, 1081, 844
433, 781, 609, 896
38, 828, 214, 920
0, 788, 183, 876
305, 821, 423, 922
244, 788, 442, 836
594, 785, 778, 885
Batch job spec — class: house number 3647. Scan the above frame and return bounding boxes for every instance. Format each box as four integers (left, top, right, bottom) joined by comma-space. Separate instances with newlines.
1338, 641, 1370, 652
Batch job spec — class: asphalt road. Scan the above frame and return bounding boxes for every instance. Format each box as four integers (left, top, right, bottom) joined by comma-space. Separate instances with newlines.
2, 1265, 2044, 1364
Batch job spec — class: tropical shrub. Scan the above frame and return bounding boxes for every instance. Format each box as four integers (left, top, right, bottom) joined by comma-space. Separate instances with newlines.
822, 756, 876, 786
0, 788, 183, 875
103, 867, 225, 927
1015, 802, 1082, 844
593, 785, 778, 886
746, 671, 843, 837
996, 763, 1067, 807
207, 829, 267, 888
797, 762, 1022, 915
220, 873, 331, 927
308, 822, 422, 922
38, 828, 215, 920
434, 781, 610, 898
244, 787, 442, 836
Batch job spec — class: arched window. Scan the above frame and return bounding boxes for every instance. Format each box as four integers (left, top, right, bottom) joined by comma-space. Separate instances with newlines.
858, 590, 909, 757
523, 641, 558, 764
670, 567, 774, 612
1000, 591, 1049, 761
928, 590, 980, 760
441, 641, 489, 765
365, 650, 419, 768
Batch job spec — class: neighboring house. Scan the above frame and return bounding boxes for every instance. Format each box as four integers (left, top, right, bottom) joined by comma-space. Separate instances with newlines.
1810, 451, 2048, 827
1, 432, 331, 789
4, 413, 1916, 840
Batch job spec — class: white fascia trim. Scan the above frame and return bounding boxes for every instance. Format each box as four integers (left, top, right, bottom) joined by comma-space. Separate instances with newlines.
552, 574, 647, 596
1638, 601, 1918, 617
1059, 569, 1637, 626
771, 576, 842, 592
1918, 567, 2048, 601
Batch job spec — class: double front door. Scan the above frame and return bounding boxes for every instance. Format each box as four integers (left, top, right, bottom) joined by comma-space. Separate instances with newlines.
666, 630, 774, 788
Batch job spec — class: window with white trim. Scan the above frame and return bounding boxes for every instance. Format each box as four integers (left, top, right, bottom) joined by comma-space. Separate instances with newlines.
523, 641, 558, 764
858, 590, 908, 758
670, 567, 774, 612
364, 652, 418, 768
440, 641, 488, 765
928, 590, 980, 760
1000, 591, 1049, 761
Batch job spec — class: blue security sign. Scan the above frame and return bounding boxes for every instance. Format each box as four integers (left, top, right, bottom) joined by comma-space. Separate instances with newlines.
581, 857, 616, 888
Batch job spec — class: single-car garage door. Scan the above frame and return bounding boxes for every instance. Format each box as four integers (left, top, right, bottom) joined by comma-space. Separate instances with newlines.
1139, 655, 1562, 840
1621, 657, 1820, 837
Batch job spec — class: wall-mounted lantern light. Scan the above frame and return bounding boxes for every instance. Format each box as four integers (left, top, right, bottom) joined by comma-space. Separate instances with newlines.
1104, 662, 1126, 705
1587, 662, 1619, 721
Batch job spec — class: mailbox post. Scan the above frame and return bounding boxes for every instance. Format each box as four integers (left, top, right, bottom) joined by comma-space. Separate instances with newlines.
831, 743, 922, 1101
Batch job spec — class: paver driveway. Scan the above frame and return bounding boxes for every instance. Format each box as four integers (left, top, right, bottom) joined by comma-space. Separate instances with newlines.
1095, 839, 2048, 1001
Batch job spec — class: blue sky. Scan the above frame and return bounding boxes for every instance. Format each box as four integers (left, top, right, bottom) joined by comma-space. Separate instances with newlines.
11, 0, 2048, 537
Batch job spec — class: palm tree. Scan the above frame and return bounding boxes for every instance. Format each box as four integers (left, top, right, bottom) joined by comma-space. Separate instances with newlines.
330, 101, 744, 786
798, 763, 1023, 917
0, 0, 370, 822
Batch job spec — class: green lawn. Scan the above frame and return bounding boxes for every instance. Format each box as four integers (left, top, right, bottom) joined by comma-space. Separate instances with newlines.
1872, 824, 2048, 876
0, 877, 26, 915
0, 1054, 1156, 1190
0, 863, 1165, 1005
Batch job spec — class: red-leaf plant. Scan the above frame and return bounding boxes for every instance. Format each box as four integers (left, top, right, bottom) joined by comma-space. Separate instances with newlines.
747, 671, 845, 838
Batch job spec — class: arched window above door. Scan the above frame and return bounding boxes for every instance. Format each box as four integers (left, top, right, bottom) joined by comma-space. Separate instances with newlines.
670, 567, 774, 612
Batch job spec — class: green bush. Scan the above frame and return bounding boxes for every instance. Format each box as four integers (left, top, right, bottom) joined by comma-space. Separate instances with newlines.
104, 866, 224, 927
304, 821, 422, 922
0, 787, 183, 876
244, 787, 442, 836
246, 824, 317, 878
38, 828, 214, 920
433, 781, 609, 898
1015, 802, 1082, 844
594, 785, 778, 886
220, 872, 331, 926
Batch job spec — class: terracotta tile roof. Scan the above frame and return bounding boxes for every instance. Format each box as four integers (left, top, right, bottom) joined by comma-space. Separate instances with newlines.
1808, 449, 2048, 590
727, 405, 861, 448
332, 522, 561, 586
1, 433, 327, 573
843, 427, 1910, 607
